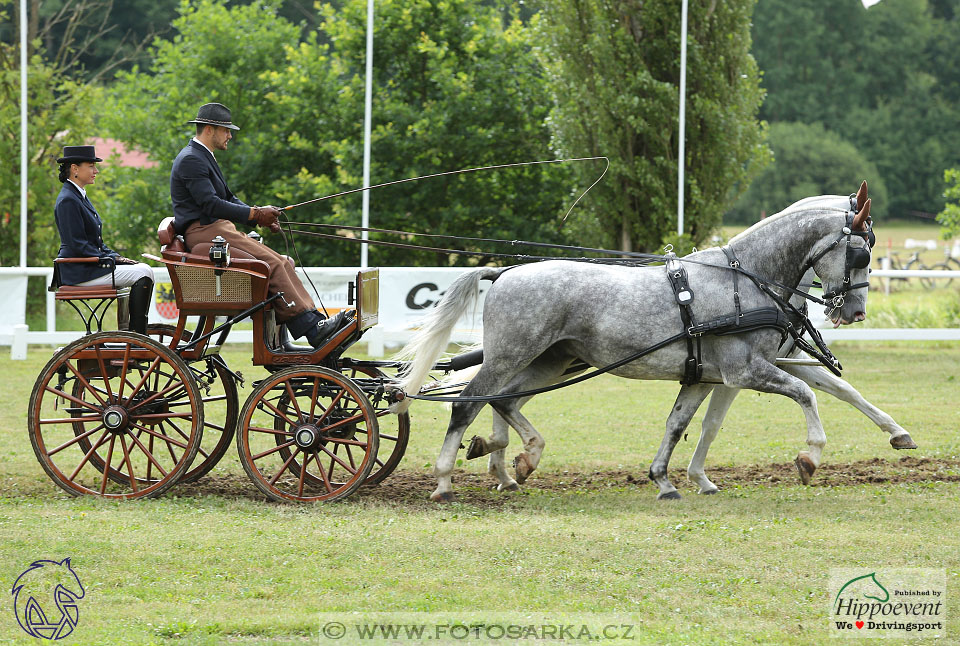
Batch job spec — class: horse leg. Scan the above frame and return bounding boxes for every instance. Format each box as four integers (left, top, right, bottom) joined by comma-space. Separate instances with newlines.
649, 384, 714, 500
733, 361, 826, 485
467, 392, 534, 461
490, 401, 545, 485
688, 385, 740, 495
781, 364, 917, 450
485, 412, 520, 491
431, 398, 489, 502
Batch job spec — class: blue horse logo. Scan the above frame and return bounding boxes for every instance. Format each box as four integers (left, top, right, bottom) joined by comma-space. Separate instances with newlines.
11, 558, 85, 640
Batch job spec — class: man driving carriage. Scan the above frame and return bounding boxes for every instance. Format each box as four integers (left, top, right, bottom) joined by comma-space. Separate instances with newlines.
170, 102, 349, 348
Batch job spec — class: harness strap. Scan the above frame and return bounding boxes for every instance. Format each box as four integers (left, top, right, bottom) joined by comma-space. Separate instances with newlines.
721, 246, 742, 319
664, 254, 702, 386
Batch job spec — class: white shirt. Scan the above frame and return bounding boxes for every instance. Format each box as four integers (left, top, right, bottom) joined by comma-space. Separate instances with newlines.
192, 137, 215, 160
67, 179, 87, 199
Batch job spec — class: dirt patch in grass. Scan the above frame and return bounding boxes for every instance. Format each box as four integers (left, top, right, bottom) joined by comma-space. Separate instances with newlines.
157, 455, 960, 508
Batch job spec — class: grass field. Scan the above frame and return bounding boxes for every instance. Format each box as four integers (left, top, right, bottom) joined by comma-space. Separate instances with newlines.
1, 340, 959, 645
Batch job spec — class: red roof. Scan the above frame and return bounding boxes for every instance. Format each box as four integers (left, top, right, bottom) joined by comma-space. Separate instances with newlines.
90, 137, 158, 168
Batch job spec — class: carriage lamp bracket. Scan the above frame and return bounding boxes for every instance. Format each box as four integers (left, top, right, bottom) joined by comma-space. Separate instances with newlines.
209, 235, 230, 296
347, 281, 356, 306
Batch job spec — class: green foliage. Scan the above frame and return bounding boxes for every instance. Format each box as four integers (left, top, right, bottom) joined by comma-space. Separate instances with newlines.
752, 0, 960, 220
727, 122, 887, 225
0, 1, 103, 266
270, 0, 574, 266
937, 167, 960, 240
534, 0, 769, 252
102, 0, 573, 266
100, 0, 302, 257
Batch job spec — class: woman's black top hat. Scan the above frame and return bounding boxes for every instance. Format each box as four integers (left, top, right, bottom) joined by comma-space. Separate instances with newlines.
57, 145, 103, 164
187, 102, 240, 131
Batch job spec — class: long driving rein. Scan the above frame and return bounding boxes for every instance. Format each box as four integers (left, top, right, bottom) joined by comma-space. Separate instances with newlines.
273, 177, 873, 403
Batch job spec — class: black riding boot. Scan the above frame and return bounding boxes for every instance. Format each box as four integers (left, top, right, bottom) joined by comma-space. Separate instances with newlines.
128, 277, 154, 335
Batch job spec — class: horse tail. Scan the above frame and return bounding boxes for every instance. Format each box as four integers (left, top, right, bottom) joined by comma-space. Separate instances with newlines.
391, 267, 505, 412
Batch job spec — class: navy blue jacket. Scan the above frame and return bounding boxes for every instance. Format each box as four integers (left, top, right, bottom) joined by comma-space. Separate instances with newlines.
54, 182, 117, 285
170, 140, 251, 235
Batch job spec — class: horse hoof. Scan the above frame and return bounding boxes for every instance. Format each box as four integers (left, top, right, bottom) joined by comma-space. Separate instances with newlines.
794, 453, 816, 485
657, 490, 682, 501
890, 433, 918, 450
498, 482, 520, 492
465, 435, 487, 460
513, 453, 535, 484
699, 488, 719, 495
430, 491, 456, 503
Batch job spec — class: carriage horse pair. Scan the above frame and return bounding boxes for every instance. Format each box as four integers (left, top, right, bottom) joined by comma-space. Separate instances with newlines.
27, 182, 915, 502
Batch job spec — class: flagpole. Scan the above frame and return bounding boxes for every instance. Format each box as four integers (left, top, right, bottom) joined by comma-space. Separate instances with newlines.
677, 0, 688, 237
360, 0, 374, 268
20, 0, 28, 267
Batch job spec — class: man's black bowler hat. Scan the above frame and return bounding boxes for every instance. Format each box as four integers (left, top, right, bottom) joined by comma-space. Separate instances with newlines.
187, 102, 240, 131
57, 145, 103, 164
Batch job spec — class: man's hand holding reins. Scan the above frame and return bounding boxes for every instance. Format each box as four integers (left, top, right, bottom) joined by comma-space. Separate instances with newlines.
250, 206, 282, 233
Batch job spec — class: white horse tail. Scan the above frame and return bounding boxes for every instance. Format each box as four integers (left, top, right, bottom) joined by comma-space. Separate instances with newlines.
392, 267, 504, 411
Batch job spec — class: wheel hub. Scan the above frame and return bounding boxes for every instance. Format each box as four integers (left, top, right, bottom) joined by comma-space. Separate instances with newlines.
293, 425, 320, 450
102, 405, 129, 433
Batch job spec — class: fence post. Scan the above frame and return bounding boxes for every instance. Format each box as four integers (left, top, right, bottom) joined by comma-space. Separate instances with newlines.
881, 255, 891, 296
11, 324, 28, 360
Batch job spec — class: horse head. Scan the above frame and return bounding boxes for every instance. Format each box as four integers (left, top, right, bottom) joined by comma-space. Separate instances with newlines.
808, 182, 874, 326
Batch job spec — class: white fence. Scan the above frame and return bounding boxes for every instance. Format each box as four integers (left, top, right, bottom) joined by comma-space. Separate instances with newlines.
1, 266, 959, 359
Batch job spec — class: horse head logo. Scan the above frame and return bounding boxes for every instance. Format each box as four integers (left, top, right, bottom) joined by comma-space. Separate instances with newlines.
11, 558, 85, 640
835, 571, 890, 606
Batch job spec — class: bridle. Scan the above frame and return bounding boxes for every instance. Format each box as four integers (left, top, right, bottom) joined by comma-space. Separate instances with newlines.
803, 193, 875, 310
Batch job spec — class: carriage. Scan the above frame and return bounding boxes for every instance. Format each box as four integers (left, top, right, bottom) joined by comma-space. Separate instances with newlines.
28, 217, 413, 502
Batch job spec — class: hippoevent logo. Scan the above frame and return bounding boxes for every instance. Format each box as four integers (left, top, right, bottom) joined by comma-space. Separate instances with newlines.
830, 568, 945, 638
11, 558, 85, 640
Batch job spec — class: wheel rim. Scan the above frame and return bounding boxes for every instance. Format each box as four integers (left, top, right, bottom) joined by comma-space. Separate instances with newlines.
28, 332, 203, 499
238, 367, 378, 502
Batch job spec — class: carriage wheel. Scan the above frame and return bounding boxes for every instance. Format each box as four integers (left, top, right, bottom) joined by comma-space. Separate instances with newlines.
237, 367, 378, 502
345, 365, 410, 486
146, 324, 238, 483
28, 332, 203, 499
273, 365, 408, 487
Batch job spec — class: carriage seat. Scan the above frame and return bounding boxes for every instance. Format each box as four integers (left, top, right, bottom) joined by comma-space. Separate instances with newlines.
157, 217, 295, 267
50, 257, 131, 334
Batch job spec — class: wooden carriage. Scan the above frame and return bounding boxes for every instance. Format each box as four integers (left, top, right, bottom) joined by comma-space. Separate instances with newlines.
28, 218, 409, 503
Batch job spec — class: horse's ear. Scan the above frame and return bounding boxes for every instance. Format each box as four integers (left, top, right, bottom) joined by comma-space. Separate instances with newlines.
856, 181, 868, 212
852, 198, 871, 231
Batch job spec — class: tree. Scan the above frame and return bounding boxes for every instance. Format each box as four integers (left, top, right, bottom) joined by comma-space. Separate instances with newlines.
0, 0, 103, 267
726, 122, 887, 225
534, 0, 769, 253
751, 0, 960, 219
937, 168, 960, 239
103, 0, 575, 266
271, 0, 574, 266
100, 0, 302, 257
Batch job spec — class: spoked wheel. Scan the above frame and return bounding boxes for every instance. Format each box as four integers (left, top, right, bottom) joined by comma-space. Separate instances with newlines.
146, 324, 238, 483
237, 367, 379, 502
344, 365, 410, 486
28, 332, 203, 499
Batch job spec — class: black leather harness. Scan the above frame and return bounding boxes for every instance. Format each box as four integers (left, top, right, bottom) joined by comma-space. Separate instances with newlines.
665, 247, 793, 386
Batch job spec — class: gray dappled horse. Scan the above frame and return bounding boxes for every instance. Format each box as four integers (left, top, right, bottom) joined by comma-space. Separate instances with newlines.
447, 267, 918, 497
394, 188, 875, 501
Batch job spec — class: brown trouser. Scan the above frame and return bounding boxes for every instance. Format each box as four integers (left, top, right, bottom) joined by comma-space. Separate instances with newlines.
184, 220, 314, 322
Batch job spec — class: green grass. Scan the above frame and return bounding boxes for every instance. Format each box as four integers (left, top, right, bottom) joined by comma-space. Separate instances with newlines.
1, 341, 959, 644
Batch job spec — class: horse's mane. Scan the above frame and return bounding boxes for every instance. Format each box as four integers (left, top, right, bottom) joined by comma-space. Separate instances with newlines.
729, 195, 850, 244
